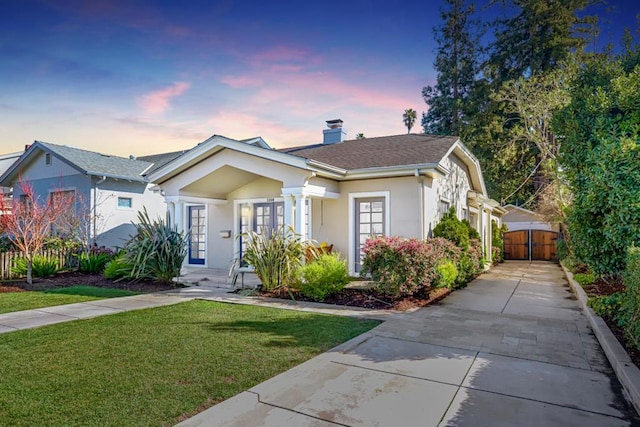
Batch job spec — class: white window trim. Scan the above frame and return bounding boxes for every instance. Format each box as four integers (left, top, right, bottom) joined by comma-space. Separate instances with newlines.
45, 153, 52, 166
348, 191, 390, 276
185, 203, 208, 268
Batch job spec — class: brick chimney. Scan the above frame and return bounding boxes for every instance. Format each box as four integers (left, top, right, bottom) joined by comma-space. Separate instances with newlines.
322, 119, 347, 144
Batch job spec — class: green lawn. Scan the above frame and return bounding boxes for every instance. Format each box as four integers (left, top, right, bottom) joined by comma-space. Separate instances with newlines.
0, 286, 141, 314
0, 300, 379, 426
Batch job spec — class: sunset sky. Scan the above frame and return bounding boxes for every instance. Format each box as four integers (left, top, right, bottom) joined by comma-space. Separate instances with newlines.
1, 0, 638, 157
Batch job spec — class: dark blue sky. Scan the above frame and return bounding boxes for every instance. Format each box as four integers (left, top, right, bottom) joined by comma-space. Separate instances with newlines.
0, 0, 637, 155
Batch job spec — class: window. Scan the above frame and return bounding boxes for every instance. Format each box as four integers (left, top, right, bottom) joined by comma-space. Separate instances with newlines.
439, 199, 450, 218
45, 153, 51, 166
117, 197, 132, 208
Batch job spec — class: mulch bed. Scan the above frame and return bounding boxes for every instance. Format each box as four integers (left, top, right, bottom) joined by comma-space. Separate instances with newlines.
582, 275, 625, 297
257, 287, 452, 311
0, 271, 180, 293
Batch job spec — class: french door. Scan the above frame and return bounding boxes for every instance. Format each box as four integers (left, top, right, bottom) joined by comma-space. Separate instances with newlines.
354, 197, 386, 272
238, 201, 284, 260
188, 205, 206, 264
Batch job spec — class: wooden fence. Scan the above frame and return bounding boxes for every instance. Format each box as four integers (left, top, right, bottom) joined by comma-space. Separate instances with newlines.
0, 249, 76, 280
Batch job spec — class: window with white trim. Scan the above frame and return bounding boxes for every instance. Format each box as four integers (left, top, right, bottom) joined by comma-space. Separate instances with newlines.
117, 197, 132, 209
45, 153, 51, 166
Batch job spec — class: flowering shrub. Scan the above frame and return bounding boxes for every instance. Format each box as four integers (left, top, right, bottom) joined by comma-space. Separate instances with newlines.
361, 236, 439, 296
361, 235, 485, 297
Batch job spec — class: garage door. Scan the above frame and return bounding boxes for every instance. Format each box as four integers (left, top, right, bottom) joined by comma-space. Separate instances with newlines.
503, 230, 558, 261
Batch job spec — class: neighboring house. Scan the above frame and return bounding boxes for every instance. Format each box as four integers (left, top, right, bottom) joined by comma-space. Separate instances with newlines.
148, 120, 505, 274
0, 141, 171, 248
502, 204, 559, 261
0, 151, 22, 215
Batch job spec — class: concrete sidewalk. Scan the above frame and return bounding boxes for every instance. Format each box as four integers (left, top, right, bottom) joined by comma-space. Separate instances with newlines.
0, 292, 191, 333
178, 262, 640, 427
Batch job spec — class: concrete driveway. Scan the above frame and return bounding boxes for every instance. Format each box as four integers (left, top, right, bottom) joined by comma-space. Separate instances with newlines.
179, 261, 640, 427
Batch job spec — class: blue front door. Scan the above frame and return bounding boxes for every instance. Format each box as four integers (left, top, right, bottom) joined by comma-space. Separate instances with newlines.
188, 205, 206, 264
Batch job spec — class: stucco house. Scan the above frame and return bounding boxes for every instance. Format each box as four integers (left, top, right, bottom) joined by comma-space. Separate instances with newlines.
148, 120, 505, 275
0, 141, 177, 248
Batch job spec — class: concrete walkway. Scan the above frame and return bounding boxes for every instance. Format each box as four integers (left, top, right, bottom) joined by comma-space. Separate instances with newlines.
178, 261, 640, 427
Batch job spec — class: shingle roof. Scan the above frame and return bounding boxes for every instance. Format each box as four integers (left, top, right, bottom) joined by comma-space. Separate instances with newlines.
279, 134, 459, 170
37, 141, 153, 181
138, 150, 190, 176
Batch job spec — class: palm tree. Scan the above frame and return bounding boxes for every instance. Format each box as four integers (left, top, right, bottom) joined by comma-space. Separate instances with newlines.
402, 108, 417, 134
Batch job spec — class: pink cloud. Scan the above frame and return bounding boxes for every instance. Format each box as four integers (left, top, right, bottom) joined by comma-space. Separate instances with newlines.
138, 82, 190, 115
220, 75, 263, 88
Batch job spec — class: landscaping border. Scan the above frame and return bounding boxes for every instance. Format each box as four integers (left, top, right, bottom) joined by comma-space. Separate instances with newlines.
562, 264, 640, 414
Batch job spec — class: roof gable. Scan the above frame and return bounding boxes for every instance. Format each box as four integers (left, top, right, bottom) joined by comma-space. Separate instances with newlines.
0, 142, 153, 185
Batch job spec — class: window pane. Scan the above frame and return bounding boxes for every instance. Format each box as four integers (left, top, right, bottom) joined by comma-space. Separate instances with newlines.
360, 202, 371, 212
371, 202, 383, 212
359, 224, 371, 234
372, 223, 383, 234
117, 197, 132, 208
371, 212, 383, 223
360, 213, 370, 223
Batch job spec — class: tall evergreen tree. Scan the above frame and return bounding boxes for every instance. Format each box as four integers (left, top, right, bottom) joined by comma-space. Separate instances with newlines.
489, 0, 593, 82
422, 0, 481, 136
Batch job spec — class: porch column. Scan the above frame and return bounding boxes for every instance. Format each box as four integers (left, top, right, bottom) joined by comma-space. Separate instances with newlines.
175, 202, 184, 234
295, 194, 308, 240
283, 195, 295, 232
167, 202, 175, 226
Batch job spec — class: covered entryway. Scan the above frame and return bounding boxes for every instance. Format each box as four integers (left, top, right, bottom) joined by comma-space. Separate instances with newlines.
504, 230, 558, 261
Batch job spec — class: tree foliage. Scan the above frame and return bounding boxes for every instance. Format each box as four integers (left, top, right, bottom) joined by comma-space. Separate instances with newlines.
422, 0, 481, 136
554, 52, 640, 274
402, 108, 417, 133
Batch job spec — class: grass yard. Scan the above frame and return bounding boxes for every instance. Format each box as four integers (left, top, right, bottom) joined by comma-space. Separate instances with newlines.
0, 286, 141, 314
0, 300, 379, 426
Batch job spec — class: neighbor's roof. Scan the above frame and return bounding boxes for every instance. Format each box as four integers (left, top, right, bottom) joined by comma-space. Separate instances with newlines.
0, 141, 154, 184
138, 150, 190, 176
0, 152, 22, 178
280, 134, 459, 170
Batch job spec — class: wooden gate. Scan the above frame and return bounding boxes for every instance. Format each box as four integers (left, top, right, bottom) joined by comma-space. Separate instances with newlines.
503, 230, 558, 261
503, 230, 529, 260
531, 230, 558, 261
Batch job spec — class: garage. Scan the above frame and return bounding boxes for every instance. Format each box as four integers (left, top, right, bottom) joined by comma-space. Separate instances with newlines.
501, 205, 559, 262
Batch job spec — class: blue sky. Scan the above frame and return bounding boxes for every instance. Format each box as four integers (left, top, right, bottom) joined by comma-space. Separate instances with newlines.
1, 0, 638, 156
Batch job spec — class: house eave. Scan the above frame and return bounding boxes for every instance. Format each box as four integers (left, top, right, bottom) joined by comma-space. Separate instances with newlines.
342, 163, 447, 180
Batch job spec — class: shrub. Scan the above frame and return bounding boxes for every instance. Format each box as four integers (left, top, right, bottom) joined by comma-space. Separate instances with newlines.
76, 248, 115, 273
491, 220, 505, 263
556, 238, 569, 262
588, 293, 624, 319
435, 260, 458, 289
12, 256, 60, 278
573, 273, 595, 287
122, 209, 188, 284
462, 219, 480, 240
297, 253, 350, 301
563, 256, 589, 274
361, 236, 439, 296
240, 225, 307, 291
620, 247, 640, 349
433, 207, 469, 250
104, 254, 132, 280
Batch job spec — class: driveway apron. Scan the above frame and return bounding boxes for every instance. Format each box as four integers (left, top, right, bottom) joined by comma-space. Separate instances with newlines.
179, 261, 640, 427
